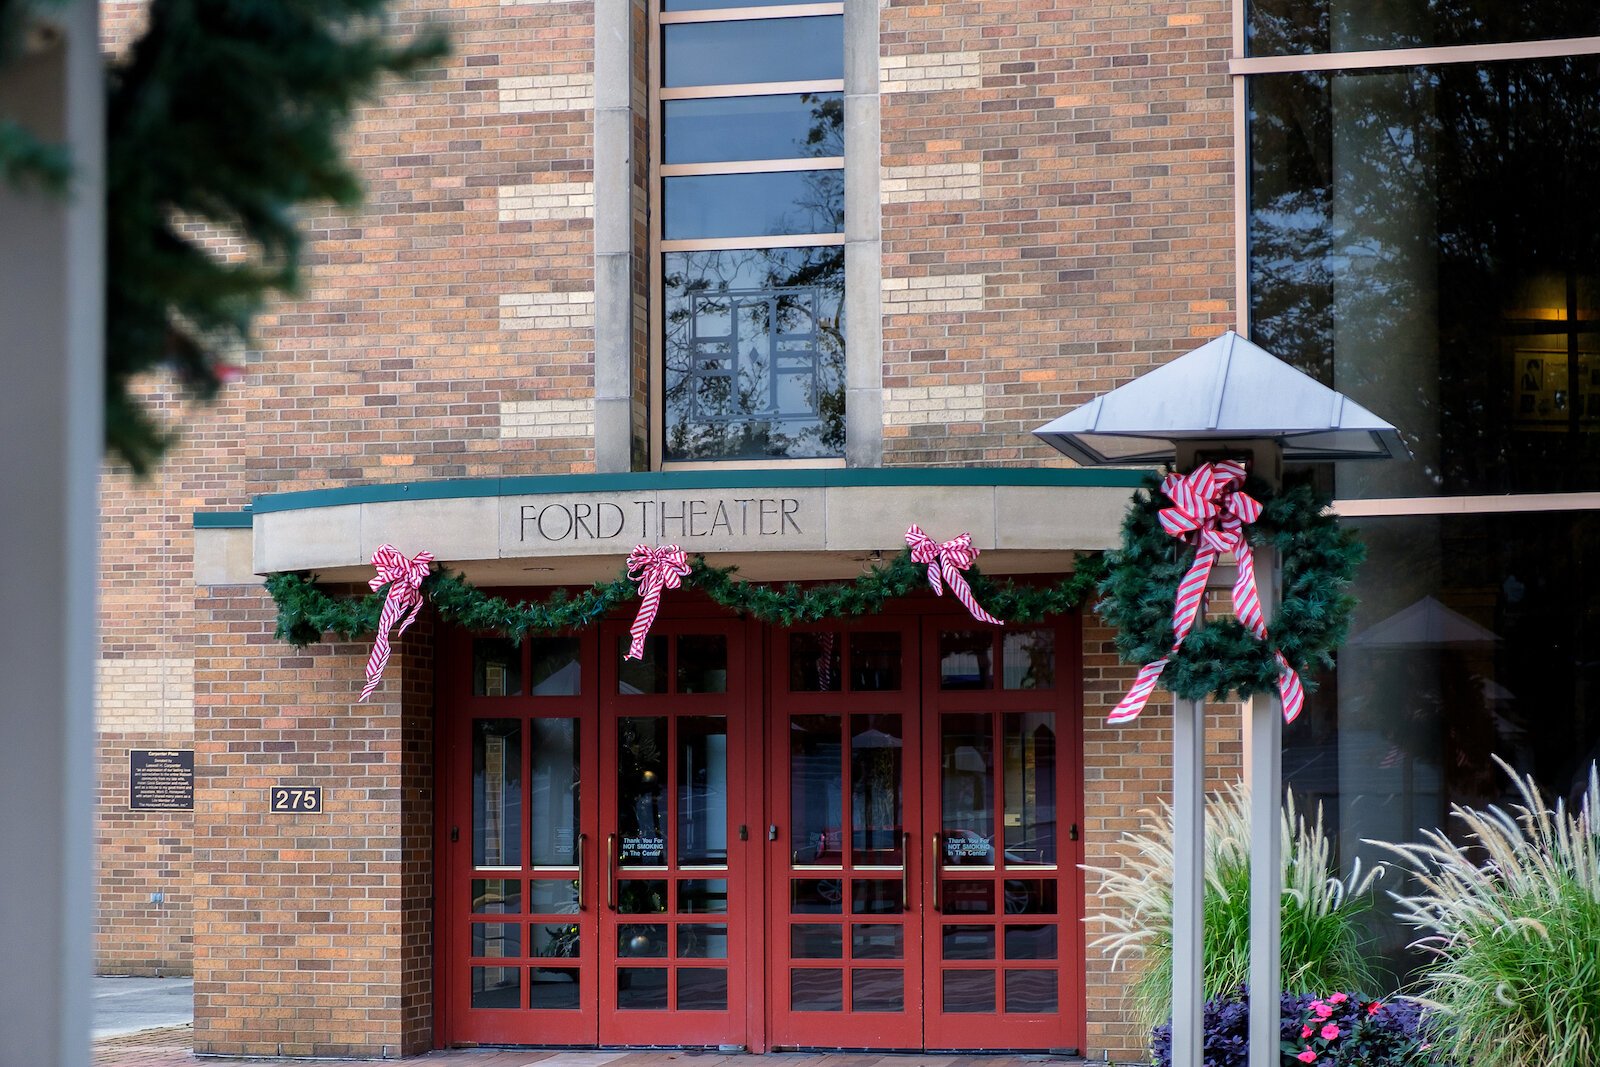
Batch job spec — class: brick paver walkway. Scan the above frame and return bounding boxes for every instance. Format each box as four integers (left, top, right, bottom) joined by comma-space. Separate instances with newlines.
95, 1028, 1083, 1067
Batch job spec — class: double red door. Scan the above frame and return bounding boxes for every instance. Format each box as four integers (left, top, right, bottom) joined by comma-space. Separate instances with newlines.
438, 616, 755, 1047
438, 608, 1083, 1052
767, 616, 1083, 1051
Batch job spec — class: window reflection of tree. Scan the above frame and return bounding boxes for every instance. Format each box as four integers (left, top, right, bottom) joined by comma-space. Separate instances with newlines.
1249, 51, 1600, 494
800, 93, 842, 158
663, 93, 846, 461
1247, 0, 1600, 56
665, 246, 845, 461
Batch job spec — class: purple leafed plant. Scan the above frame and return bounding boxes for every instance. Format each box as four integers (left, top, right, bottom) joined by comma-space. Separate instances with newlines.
1151, 988, 1448, 1067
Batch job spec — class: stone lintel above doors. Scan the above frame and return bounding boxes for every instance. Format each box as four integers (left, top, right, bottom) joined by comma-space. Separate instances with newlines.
209, 468, 1144, 584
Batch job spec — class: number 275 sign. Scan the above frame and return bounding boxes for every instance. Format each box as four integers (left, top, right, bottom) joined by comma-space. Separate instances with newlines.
269, 786, 323, 813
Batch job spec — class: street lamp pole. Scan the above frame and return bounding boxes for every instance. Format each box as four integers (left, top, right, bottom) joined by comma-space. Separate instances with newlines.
1245, 442, 1284, 1067
1170, 688, 1206, 1067
1032, 330, 1405, 1067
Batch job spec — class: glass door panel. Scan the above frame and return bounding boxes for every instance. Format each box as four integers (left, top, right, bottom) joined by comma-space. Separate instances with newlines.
940, 712, 995, 865
473, 719, 522, 868
599, 620, 749, 1047
769, 622, 923, 1049
1003, 712, 1057, 866
853, 714, 904, 865
530, 717, 581, 866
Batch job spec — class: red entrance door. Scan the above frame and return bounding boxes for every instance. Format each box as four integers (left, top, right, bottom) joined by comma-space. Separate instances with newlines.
596, 616, 756, 1046
767, 618, 925, 1047
439, 616, 757, 1049
441, 604, 1083, 1053
766, 614, 1084, 1052
439, 628, 603, 1046
920, 616, 1085, 1051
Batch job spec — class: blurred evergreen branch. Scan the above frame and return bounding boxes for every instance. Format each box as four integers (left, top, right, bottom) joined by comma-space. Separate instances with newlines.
1, 0, 448, 473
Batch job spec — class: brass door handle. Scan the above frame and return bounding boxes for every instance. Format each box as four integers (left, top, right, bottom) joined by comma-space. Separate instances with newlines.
577, 832, 588, 911
900, 830, 911, 912
931, 832, 942, 912
606, 832, 618, 911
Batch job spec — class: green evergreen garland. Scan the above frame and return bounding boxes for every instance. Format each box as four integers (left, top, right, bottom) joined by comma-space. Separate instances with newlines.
267, 550, 1108, 648
1096, 472, 1364, 704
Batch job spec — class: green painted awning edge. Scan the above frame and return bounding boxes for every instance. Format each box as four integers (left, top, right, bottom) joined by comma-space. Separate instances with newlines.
243, 465, 1149, 516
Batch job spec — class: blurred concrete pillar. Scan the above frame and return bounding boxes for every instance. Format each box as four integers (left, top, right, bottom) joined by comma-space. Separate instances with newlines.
0, 3, 104, 1064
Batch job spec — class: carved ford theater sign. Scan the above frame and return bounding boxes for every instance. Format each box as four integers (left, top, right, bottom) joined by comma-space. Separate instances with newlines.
516, 492, 815, 546
244, 472, 1138, 576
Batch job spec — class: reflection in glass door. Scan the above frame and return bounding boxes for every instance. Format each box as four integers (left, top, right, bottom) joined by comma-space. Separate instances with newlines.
769, 623, 925, 1049
600, 620, 750, 1047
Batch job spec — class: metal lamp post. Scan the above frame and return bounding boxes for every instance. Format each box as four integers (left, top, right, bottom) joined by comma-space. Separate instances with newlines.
1033, 331, 1405, 1067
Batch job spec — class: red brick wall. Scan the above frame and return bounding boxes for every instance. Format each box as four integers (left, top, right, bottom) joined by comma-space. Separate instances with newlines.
94, 0, 604, 975
95, 732, 194, 975
98, 0, 1236, 494
97, 385, 209, 975
878, 0, 1235, 466
1081, 619, 1244, 1060
191, 584, 434, 1057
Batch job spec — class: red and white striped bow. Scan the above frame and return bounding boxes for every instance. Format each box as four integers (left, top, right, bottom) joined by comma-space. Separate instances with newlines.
905, 525, 1004, 626
626, 544, 691, 660
359, 544, 434, 702
1108, 461, 1303, 725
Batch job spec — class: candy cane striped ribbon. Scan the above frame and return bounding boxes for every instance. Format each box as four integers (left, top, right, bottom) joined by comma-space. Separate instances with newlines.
905, 525, 1004, 626
359, 544, 434, 703
1107, 461, 1304, 724
816, 630, 836, 691
625, 544, 691, 660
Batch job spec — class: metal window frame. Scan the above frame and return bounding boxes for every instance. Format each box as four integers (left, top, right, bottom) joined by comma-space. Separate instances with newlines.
650, 0, 851, 469
662, 234, 847, 253
1232, 34, 1600, 76
659, 2, 843, 24
660, 159, 845, 178
660, 79, 845, 101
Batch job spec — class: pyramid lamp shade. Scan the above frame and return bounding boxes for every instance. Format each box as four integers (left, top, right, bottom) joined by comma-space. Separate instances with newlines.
1031, 330, 1408, 466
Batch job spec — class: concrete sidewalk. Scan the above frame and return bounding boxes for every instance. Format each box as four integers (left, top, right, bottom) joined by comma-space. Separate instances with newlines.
93, 976, 195, 1040
90, 989, 1100, 1067
93, 1030, 1077, 1067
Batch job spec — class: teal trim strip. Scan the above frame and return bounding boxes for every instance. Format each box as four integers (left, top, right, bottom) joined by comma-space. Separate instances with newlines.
251, 466, 1147, 515
193, 511, 253, 529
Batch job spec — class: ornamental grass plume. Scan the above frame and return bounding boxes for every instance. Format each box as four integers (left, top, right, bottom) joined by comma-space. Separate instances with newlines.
1086, 782, 1383, 1028
1371, 756, 1600, 1067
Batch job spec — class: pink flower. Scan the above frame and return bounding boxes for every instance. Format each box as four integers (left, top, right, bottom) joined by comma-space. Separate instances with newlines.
1321, 1024, 1340, 1040
1301, 1025, 1314, 1039
1367, 1001, 1384, 1016
1297, 1049, 1317, 1064
1328, 992, 1349, 1004
1313, 1002, 1335, 1019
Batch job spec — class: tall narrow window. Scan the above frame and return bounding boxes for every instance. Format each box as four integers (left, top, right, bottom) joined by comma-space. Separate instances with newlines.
657, 3, 846, 462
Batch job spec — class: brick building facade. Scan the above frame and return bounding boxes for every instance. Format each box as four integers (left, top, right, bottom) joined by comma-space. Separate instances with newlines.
95, 0, 1600, 1060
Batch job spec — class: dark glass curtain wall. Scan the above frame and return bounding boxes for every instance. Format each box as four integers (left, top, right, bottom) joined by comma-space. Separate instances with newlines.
1249, 53, 1600, 969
